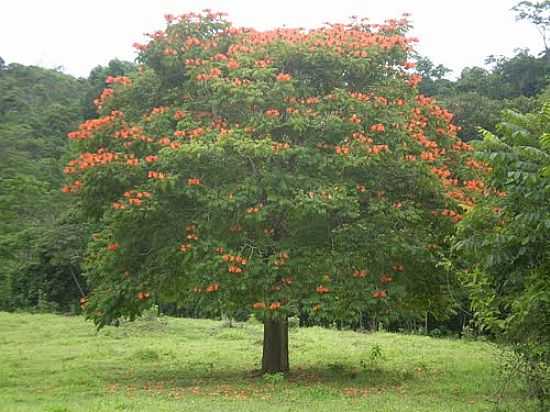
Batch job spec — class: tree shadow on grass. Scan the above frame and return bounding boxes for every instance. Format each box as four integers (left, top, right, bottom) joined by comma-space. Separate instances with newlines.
101, 362, 421, 400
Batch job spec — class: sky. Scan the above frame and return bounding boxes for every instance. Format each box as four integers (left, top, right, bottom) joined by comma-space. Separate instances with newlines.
0, 0, 544, 79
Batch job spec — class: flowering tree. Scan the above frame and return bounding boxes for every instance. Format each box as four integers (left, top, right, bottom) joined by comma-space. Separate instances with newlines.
65, 11, 480, 373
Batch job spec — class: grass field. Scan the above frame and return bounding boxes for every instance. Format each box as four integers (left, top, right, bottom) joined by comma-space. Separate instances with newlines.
0, 312, 533, 411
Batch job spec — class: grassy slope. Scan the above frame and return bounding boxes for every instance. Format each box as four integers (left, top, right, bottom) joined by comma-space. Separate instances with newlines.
0, 312, 531, 412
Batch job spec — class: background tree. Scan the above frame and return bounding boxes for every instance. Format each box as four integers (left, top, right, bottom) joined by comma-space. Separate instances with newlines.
453, 105, 550, 408
513, 0, 550, 57
0, 63, 88, 310
66, 12, 481, 373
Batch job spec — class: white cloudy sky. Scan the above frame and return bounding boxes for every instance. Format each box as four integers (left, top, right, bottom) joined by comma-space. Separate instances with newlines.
0, 0, 543, 78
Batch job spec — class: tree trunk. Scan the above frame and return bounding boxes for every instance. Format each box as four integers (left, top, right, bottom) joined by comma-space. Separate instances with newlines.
262, 317, 289, 373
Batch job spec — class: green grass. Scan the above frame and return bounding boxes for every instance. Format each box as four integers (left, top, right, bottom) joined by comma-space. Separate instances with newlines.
0, 312, 533, 411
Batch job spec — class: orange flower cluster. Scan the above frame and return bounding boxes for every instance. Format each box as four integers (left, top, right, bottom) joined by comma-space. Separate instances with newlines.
407, 74, 422, 87
196, 67, 222, 81
265, 109, 280, 118
273, 251, 289, 267
349, 91, 370, 102
61, 180, 82, 193
185, 58, 205, 66
335, 145, 350, 155
231, 20, 413, 59
67, 111, 123, 140
434, 209, 463, 223
126, 155, 139, 166
226, 59, 240, 70
180, 243, 192, 252
316, 285, 330, 294
452, 140, 473, 152
349, 114, 362, 124
163, 48, 178, 56
180, 225, 198, 252
464, 179, 485, 192
105, 76, 132, 86
372, 290, 387, 299
353, 269, 368, 278
369, 144, 389, 155
206, 282, 220, 293
185, 224, 199, 241
370, 123, 385, 132
113, 126, 152, 143
246, 204, 262, 214
272, 142, 290, 152
148, 171, 167, 180
121, 190, 152, 207
107, 242, 119, 252
380, 274, 393, 284
174, 127, 206, 139
276, 73, 292, 82
64, 149, 118, 174
137, 291, 151, 301
392, 264, 405, 272
466, 159, 491, 173
352, 132, 374, 145
187, 177, 201, 186
94, 88, 114, 109
252, 302, 266, 309
269, 302, 281, 310
223, 254, 247, 274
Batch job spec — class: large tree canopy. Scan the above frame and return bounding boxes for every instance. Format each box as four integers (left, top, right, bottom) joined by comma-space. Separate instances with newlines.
66, 11, 481, 372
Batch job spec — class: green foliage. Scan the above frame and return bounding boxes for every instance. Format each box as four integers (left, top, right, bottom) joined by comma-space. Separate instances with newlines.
513, 1, 550, 53
81, 59, 136, 119
453, 104, 550, 408
0, 63, 89, 311
66, 13, 478, 333
416, 48, 548, 141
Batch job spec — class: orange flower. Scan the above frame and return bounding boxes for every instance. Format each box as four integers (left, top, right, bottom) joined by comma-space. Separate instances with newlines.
227, 59, 240, 70
265, 109, 280, 118
269, 302, 281, 310
316, 285, 330, 294
392, 264, 404, 272
253, 302, 266, 310
349, 114, 362, 124
107, 243, 119, 252
380, 274, 393, 284
335, 145, 350, 155
370, 123, 385, 133
353, 269, 368, 278
187, 178, 201, 186
372, 290, 387, 299
180, 243, 192, 252
276, 73, 292, 82
228, 265, 242, 274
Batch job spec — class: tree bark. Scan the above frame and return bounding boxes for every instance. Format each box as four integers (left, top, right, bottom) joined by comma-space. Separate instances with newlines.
262, 317, 289, 373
